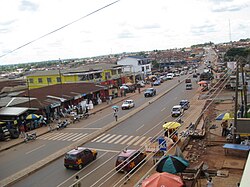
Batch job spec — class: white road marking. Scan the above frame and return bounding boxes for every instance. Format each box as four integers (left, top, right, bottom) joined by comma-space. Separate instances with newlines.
91, 133, 106, 142
67, 127, 101, 130
133, 136, 146, 145
107, 134, 122, 143
140, 137, 152, 146
96, 134, 110, 142
120, 136, 133, 144
57, 133, 74, 140
136, 124, 144, 131
161, 107, 166, 111
49, 133, 70, 140
101, 134, 116, 143
114, 135, 127, 144
26, 144, 45, 154
59, 133, 75, 141
67, 133, 85, 141
127, 136, 140, 145
174, 97, 178, 100
74, 133, 88, 141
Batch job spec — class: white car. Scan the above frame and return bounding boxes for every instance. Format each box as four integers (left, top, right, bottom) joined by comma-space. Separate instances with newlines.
122, 100, 135, 110
171, 105, 184, 117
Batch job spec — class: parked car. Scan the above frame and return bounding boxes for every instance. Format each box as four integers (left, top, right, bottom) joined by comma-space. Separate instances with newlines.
179, 100, 190, 110
137, 81, 145, 87
115, 149, 146, 173
122, 99, 135, 110
153, 80, 161, 86
64, 147, 97, 170
171, 105, 184, 117
144, 88, 156, 97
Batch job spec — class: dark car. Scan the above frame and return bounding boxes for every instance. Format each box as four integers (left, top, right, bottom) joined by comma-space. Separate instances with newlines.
179, 99, 190, 110
144, 88, 156, 97
64, 147, 97, 170
115, 149, 146, 173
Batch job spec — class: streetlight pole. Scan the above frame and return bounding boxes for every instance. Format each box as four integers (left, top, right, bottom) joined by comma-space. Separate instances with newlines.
27, 78, 31, 108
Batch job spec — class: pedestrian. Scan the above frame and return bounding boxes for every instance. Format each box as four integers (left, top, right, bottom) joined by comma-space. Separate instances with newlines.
73, 175, 81, 187
221, 120, 228, 137
138, 87, 141, 94
206, 177, 213, 187
114, 109, 118, 121
109, 95, 112, 104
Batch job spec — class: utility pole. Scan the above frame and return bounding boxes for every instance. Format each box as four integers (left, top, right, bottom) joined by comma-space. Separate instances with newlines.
27, 78, 31, 108
240, 61, 248, 117
233, 60, 239, 143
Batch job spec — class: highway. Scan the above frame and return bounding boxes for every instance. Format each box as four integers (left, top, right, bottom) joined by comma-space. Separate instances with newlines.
9, 73, 202, 187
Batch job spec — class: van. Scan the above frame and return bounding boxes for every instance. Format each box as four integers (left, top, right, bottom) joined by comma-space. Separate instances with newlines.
171, 105, 183, 117
115, 149, 146, 173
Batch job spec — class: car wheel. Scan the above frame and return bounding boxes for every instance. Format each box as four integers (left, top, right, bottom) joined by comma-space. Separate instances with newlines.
93, 154, 97, 160
78, 164, 83, 170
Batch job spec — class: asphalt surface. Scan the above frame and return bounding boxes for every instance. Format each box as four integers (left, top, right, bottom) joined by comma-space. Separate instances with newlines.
10, 75, 203, 187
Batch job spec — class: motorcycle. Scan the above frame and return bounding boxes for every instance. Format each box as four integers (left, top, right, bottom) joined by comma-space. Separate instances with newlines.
56, 120, 70, 130
79, 112, 90, 119
24, 132, 37, 142
72, 115, 81, 123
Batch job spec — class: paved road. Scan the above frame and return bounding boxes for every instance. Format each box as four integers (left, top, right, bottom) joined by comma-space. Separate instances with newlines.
12, 75, 202, 187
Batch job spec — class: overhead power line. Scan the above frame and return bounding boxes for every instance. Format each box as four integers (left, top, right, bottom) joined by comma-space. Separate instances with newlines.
0, 0, 120, 59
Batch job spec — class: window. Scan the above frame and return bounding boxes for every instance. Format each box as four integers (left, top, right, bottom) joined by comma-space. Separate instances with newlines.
47, 78, 52, 83
29, 78, 34, 84
141, 67, 145, 72
57, 77, 61, 83
38, 78, 43, 83
146, 66, 149, 70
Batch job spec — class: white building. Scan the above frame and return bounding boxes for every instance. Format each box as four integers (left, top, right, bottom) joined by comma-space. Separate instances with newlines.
117, 56, 152, 80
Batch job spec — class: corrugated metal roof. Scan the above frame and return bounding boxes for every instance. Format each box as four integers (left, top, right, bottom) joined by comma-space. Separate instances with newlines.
0, 107, 29, 116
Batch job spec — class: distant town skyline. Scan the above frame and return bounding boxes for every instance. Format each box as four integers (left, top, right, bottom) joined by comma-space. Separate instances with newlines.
0, 0, 250, 65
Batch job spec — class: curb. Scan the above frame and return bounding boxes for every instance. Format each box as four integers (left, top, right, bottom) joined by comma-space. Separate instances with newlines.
0, 78, 189, 187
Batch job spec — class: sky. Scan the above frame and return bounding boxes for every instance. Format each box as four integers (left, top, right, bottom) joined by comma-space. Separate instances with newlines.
0, 0, 250, 65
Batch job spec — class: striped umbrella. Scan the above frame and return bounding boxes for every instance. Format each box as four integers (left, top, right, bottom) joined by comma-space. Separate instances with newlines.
156, 155, 189, 174
215, 112, 233, 120
26, 114, 40, 120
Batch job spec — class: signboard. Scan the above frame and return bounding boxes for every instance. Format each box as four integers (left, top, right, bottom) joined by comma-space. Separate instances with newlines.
158, 136, 167, 151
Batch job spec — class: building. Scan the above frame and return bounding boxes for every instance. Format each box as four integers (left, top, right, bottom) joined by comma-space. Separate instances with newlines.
117, 56, 152, 81
26, 63, 124, 89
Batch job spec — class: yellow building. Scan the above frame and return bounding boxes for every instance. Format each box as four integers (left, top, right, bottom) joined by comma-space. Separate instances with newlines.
27, 63, 124, 89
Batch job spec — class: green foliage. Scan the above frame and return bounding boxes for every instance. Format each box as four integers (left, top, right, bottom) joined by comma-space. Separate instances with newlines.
224, 47, 250, 61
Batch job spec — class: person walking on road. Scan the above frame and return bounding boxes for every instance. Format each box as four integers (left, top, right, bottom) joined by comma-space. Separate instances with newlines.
114, 108, 118, 121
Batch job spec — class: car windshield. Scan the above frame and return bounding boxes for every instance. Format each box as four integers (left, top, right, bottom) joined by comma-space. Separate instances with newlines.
65, 154, 77, 160
117, 156, 126, 162
172, 108, 180, 111
124, 101, 130, 104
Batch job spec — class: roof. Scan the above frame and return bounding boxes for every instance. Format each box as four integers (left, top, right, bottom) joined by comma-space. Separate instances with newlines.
173, 105, 182, 108
66, 147, 86, 155
127, 56, 148, 60
118, 149, 136, 157
0, 107, 29, 116
17, 82, 108, 108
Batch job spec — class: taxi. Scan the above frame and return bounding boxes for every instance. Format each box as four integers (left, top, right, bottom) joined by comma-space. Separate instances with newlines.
115, 149, 146, 173
64, 147, 97, 170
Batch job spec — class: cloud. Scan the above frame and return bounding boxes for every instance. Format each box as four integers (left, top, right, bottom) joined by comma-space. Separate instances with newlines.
19, 0, 39, 11
212, 3, 247, 12
117, 30, 135, 39
136, 23, 161, 30
191, 23, 217, 36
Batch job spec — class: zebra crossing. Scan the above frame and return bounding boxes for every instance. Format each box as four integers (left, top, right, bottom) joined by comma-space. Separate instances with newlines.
38, 132, 151, 146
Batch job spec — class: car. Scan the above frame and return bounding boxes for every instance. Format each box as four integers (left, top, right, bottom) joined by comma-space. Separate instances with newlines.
153, 80, 161, 86
179, 100, 190, 110
166, 73, 174, 80
171, 105, 184, 117
144, 88, 156, 97
122, 99, 135, 110
115, 149, 146, 173
186, 83, 192, 90
64, 147, 97, 170
137, 81, 145, 87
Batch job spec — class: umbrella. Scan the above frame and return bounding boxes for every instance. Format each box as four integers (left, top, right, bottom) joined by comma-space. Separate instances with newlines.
198, 81, 207, 85
26, 114, 40, 120
163, 122, 181, 130
112, 105, 119, 110
156, 155, 189, 174
142, 172, 184, 187
215, 112, 233, 120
